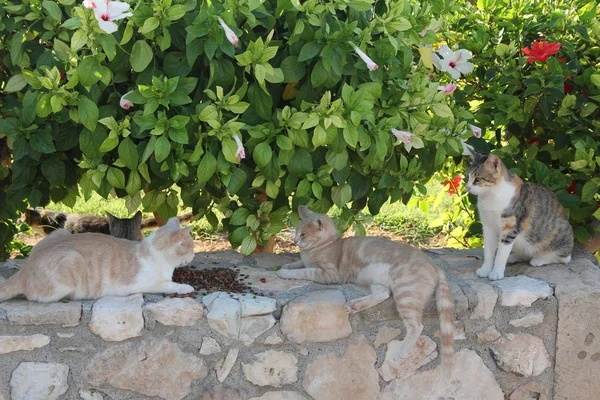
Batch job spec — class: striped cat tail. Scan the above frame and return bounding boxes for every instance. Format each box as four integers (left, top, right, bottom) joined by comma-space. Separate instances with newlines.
0, 273, 23, 302
435, 268, 454, 368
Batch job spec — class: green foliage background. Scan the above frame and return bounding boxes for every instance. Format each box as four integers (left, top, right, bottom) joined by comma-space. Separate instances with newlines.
1, 0, 600, 258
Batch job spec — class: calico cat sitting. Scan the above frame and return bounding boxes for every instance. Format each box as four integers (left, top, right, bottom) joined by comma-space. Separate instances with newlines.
466, 152, 573, 281
0, 217, 195, 302
277, 206, 454, 366
21, 209, 143, 241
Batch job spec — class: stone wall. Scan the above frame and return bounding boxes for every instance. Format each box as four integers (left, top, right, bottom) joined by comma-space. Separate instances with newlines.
0, 248, 599, 400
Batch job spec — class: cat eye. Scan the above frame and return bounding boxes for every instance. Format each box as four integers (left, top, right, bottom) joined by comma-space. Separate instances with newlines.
473, 177, 481, 184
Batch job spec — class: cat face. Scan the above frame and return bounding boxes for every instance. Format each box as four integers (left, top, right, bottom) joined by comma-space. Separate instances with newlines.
466, 154, 504, 195
107, 211, 143, 241
150, 217, 195, 266
294, 206, 339, 249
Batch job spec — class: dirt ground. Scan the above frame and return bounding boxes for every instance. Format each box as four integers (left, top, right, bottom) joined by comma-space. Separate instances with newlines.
14, 225, 445, 258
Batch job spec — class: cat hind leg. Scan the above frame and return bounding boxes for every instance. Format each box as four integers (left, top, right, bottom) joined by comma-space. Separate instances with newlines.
391, 282, 432, 360
344, 284, 390, 314
530, 253, 571, 267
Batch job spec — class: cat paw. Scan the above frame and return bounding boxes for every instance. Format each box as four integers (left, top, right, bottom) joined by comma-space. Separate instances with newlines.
475, 265, 492, 278
530, 257, 552, 267
344, 301, 361, 314
487, 270, 504, 281
276, 270, 293, 279
176, 284, 195, 294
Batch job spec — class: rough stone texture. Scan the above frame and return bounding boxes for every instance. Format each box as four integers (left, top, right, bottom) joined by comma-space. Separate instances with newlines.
469, 281, 498, 320
0, 334, 50, 354
477, 325, 501, 344
378, 335, 438, 381
0, 300, 81, 326
509, 380, 549, 400
303, 336, 380, 400
379, 349, 504, 400
88, 294, 144, 342
450, 281, 469, 313
144, 297, 204, 326
280, 289, 352, 343
10, 362, 69, 400
492, 276, 553, 307
264, 331, 284, 345
373, 326, 402, 348
200, 336, 222, 355
56, 332, 75, 338
215, 348, 239, 383
242, 350, 298, 387
249, 392, 309, 400
203, 292, 276, 345
510, 312, 545, 328
198, 384, 242, 400
83, 338, 207, 400
79, 389, 104, 400
239, 315, 276, 345
492, 333, 551, 377
524, 259, 600, 400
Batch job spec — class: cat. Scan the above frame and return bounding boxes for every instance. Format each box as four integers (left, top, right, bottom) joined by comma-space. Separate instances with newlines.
21, 209, 143, 240
21, 209, 194, 240
0, 217, 196, 303
466, 152, 573, 281
277, 206, 454, 366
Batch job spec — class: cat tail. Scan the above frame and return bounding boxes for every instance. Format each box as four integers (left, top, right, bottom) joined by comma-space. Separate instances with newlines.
0, 273, 23, 302
435, 268, 454, 369
141, 212, 194, 230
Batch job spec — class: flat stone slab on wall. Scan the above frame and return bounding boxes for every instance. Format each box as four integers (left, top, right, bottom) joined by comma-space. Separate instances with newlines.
0, 247, 598, 399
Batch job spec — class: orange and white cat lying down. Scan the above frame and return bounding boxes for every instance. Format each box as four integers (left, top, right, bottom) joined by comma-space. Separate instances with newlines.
0, 217, 195, 303
277, 206, 455, 365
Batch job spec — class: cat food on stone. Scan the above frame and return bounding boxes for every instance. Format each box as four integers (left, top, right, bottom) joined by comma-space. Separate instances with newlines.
172, 267, 259, 295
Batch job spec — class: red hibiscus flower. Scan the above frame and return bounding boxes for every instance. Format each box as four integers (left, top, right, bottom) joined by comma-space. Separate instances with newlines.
522, 40, 561, 63
443, 175, 462, 196
528, 137, 541, 145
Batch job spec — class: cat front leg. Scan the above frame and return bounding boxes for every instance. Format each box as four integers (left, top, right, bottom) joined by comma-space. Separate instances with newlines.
276, 268, 338, 284
344, 284, 390, 314
488, 216, 519, 280
476, 222, 499, 278
280, 260, 305, 270
143, 281, 195, 295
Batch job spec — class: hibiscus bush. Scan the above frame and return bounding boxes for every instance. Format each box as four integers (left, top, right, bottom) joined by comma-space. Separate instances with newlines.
422, 0, 600, 247
0, 0, 482, 258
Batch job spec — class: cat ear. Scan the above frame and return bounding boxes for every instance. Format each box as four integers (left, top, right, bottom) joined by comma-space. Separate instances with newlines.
316, 219, 323, 230
485, 154, 501, 170
298, 205, 312, 218
134, 211, 142, 224
166, 217, 180, 227
170, 226, 192, 245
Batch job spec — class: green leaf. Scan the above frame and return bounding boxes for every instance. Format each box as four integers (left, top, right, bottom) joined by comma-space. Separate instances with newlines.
197, 152, 217, 184
253, 142, 273, 167
331, 184, 352, 207
154, 135, 171, 162
581, 179, 600, 202
248, 83, 272, 120
4, 75, 27, 93
42, 0, 62, 21
126, 170, 142, 196
141, 17, 160, 34
289, 149, 312, 176
77, 56, 103, 87
118, 137, 138, 170
30, 131, 56, 153
130, 40, 153, 72
430, 103, 453, 118
240, 235, 257, 255
227, 168, 247, 194
77, 97, 99, 131
230, 208, 250, 225
107, 167, 126, 189
298, 42, 321, 62
41, 157, 65, 185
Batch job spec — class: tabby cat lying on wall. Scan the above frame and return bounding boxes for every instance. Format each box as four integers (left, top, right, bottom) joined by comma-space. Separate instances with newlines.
0, 217, 195, 302
21, 209, 194, 241
277, 206, 455, 366
466, 152, 574, 281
